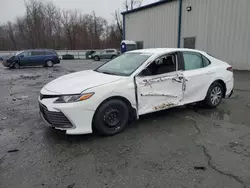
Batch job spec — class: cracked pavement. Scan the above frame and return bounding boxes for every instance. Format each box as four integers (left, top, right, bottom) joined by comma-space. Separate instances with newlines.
0, 60, 250, 188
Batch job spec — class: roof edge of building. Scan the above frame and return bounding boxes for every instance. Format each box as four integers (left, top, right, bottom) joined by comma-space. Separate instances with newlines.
121, 0, 177, 15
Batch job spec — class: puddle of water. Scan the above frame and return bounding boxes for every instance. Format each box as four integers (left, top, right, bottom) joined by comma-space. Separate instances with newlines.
194, 108, 231, 121
193, 106, 250, 126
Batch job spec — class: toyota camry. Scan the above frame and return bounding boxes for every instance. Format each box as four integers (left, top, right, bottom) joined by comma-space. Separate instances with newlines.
39, 48, 234, 136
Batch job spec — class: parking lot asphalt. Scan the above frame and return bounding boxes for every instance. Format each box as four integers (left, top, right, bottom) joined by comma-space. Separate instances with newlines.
0, 60, 250, 188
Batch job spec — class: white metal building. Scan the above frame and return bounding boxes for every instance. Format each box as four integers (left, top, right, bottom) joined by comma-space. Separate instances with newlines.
122, 0, 250, 70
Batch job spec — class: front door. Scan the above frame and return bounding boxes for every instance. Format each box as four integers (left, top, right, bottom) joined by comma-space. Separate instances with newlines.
99, 51, 107, 59
19, 51, 31, 66
135, 52, 185, 115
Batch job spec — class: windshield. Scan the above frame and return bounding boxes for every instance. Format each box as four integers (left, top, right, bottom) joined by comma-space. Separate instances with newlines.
15, 51, 24, 56
95, 52, 152, 76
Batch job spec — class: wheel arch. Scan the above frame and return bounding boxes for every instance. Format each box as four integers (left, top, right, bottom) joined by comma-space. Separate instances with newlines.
45, 59, 54, 63
210, 79, 227, 98
92, 95, 137, 128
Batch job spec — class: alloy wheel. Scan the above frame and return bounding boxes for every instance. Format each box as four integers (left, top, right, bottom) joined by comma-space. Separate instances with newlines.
210, 86, 222, 105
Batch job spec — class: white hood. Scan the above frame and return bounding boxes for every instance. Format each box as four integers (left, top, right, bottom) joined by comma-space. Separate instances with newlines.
43, 70, 122, 94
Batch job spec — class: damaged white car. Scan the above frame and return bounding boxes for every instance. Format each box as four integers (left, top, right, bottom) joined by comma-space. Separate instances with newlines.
39, 48, 234, 136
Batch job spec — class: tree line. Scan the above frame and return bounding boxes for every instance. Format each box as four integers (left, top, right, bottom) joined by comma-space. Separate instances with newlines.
0, 1, 116, 51
0, 0, 145, 51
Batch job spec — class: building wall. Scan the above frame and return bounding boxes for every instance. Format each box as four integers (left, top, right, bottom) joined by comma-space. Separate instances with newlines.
124, 0, 179, 48
181, 0, 250, 70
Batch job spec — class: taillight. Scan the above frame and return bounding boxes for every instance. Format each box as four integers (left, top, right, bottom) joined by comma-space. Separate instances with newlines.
227, 66, 233, 72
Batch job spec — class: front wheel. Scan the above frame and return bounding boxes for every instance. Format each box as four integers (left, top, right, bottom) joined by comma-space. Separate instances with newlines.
94, 56, 100, 61
93, 100, 129, 136
203, 83, 223, 108
13, 62, 20, 69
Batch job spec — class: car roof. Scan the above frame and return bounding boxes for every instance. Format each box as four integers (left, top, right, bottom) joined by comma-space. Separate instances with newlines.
24, 49, 55, 52
104, 49, 116, 51
128, 48, 206, 55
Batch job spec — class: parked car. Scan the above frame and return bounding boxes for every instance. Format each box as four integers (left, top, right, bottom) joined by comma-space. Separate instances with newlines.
85, 50, 96, 59
39, 48, 234, 136
91, 49, 120, 61
62, 54, 74, 60
2, 49, 60, 68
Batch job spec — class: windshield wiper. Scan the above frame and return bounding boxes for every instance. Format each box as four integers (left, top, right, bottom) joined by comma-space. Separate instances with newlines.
98, 71, 119, 76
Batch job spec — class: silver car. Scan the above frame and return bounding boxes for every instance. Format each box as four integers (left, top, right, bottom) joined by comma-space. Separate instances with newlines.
92, 49, 120, 61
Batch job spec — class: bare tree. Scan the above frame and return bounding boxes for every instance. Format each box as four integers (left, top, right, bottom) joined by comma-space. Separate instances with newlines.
0, 0, 123, 50
115, 10, 123, 39
124, 0, 143, 11
6, 22, 18, 50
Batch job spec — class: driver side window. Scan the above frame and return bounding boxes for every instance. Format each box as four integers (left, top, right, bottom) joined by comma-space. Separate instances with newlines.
22, 51, 31, 57
141, 53, 177, 76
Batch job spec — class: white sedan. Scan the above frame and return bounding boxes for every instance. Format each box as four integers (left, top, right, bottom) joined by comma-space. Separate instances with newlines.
39, 48, 234, 136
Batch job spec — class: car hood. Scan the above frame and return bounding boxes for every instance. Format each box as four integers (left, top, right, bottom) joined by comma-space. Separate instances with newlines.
1, 55, 14, 61
43, 70, 122, 94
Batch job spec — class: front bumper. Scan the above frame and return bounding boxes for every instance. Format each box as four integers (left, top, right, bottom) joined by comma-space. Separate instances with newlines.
39, 98, 95, 135
226, 89, 233, 98
2, 61, 12, 67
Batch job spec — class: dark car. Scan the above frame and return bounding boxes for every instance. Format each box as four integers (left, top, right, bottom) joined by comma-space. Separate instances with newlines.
2, 49, 60, 69
85, 50, 96, 59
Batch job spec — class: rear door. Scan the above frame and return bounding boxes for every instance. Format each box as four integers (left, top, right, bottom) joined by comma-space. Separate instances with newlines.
30, 51, 45, 65
181, 51, 214, 104
106, 50, 114, 59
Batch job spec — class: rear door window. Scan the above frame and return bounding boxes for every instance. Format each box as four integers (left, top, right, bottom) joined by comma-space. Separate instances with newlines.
183, 52, 203, 70
31, 51, 45, 56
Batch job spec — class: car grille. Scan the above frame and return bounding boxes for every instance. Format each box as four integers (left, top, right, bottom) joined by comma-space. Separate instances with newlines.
40, 93, 61, 100
39, 103, 73, 128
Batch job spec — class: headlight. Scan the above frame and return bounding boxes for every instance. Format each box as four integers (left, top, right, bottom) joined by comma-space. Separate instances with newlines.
54, 93, 94, 103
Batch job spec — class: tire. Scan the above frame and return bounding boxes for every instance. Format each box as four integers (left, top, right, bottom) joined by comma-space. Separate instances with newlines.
94, 56, 100, 61
46, 60, 54, 67
93, 99, 129, 136
203, 82, 224, 108
13, 62, 20, 69
111, 55, 116, 59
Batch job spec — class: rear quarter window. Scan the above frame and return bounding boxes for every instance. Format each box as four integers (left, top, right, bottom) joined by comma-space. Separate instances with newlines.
202, 55, 211, 67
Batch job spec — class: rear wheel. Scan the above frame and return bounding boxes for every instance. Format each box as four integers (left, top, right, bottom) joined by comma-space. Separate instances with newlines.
111, 55, 116, 59
93, 100, 129, 136
46, 60, 54, 67
204, 83, 223, 108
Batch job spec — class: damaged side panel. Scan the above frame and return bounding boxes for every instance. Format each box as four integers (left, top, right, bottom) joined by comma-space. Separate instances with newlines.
135, 72, 186, 115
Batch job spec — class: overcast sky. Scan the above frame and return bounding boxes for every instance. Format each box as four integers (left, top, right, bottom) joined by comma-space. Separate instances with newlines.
0, 0, 158, 24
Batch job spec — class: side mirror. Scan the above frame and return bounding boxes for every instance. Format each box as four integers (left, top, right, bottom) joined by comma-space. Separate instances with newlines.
140, 68, 151, 76
19, 55, 24, 58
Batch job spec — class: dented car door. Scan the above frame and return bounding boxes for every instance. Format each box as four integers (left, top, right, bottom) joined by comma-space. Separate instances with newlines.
135, 52, 185, 115
136, 72, 185, 115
